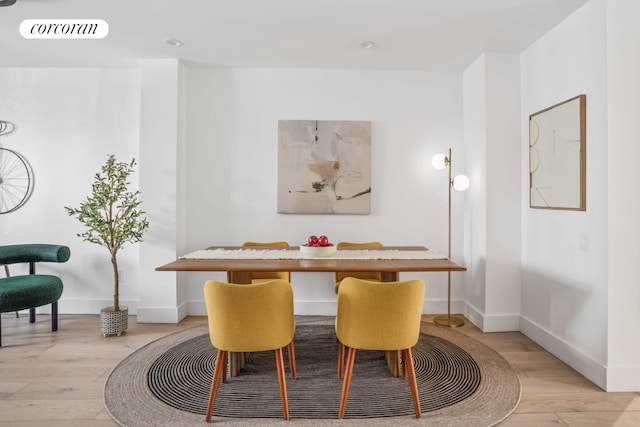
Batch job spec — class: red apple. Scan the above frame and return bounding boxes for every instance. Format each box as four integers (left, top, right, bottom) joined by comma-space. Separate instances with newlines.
308, 235, 319, 246
318, 235, 329, 246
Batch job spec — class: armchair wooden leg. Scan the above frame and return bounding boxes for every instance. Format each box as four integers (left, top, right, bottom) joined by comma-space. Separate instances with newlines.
337, 341, 344, 379
403, 348, 421, 418
29, 307, 36, 324
205, 349, 227, 423
338, 347, 356, 419
52, 301, 58, 331
275, 347, 290, 420
288, 341, 296, 380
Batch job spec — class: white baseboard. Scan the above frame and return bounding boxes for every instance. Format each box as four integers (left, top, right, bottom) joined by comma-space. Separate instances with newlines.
185, 298, 460, 318
294, 300, 338, 316
422, 299, 464, 316
57, 298, 140, 315
55, 298, 187, 323
135, 301, 187, 323
293, 299, 455, 317
186, 300, 207, 316
186, 298, 447, 317
519, 314, 607, 390
186, 299, 338, 317
57, 298, 461, 318
606, 364, 640, 392
464, 303, 519, 332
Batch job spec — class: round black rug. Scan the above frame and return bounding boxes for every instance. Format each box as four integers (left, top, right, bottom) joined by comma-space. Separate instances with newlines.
146, 324, 480, 419
105, 320, 521, 426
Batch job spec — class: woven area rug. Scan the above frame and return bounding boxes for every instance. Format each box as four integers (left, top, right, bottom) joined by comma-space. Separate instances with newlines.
105, 318, 520, 426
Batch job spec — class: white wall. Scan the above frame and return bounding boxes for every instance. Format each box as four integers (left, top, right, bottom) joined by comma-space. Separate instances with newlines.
1, 65, 466, 320
462, 56, 488, 322
181, 67, 465, 316
605, 0, 640, 392
0, 67, 142, 314
520, 0, 609, 388
137, 59, 185, 323
463, 53, 522, 332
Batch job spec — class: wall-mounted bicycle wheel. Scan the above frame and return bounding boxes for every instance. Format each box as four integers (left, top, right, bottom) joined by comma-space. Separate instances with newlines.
0, 148, 33, 214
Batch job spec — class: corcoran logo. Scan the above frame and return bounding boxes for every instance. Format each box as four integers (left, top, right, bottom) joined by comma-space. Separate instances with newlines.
19, 19, 109, 39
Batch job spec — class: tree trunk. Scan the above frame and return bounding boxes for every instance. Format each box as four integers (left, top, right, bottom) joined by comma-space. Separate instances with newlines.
111, 254, 119, 312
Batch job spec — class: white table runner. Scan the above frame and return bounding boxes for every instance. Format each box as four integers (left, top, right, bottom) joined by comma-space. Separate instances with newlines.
180, 248, 447, 260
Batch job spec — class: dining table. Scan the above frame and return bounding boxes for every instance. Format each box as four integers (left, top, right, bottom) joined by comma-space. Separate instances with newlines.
156, 245, 466, 377
157, 245, 465, 279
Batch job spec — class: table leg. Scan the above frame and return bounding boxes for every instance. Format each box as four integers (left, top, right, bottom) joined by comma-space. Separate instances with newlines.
227, 271, 252, 284
384, 350, 402, 377
381, 272, 401, 376
381, 271, 399, 282
229, 351, 248, 378
225, 271, 252, 377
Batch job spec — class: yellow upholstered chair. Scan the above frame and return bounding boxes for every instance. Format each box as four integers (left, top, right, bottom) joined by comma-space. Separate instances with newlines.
336, 277, 425, 419
334, 241, 383, 293
242, 241, 290, 283
203, 279, 296, 422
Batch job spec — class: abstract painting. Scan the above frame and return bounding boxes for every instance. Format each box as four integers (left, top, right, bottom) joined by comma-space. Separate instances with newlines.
277, 120, 371, 214
529, 95, 586, 210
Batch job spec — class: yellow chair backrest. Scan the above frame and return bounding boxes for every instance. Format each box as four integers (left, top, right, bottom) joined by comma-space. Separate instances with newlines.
335, 241, 383, 283
204, 279, 295, 352
242, 241, 290, 282
336, 277, 425, 351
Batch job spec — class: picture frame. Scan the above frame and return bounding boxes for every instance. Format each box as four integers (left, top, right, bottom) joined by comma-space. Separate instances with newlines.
277, 120, 371, 214
529, 95, 586, 211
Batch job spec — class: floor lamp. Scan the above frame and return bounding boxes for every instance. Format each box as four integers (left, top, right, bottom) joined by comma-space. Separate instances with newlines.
432, 148, 469, 328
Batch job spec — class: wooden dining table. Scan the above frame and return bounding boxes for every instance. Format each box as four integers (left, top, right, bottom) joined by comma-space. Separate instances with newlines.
156, 245, 465, 279
156, 245, 466, 376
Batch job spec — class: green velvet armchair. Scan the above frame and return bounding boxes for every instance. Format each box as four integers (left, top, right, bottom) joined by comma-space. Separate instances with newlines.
0, 244, 70, 346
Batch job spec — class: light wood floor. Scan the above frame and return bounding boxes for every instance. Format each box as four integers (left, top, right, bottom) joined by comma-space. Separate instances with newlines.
0, 313, 638, 426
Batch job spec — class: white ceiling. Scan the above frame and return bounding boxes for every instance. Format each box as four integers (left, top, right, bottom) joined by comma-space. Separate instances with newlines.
0, 0, 588, 71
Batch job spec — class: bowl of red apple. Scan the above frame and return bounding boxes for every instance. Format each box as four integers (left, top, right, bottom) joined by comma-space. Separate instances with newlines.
300, 235, 337, 257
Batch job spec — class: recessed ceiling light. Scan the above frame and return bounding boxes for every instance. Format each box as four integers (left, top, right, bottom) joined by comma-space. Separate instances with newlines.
164, 39, 183, 47
358, 40, 374, 49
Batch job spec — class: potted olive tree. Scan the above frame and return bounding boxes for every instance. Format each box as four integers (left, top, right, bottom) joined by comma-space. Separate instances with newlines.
66, 155, 149, 337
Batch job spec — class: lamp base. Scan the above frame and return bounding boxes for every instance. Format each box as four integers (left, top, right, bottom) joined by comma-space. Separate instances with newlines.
433, 315, 465, 328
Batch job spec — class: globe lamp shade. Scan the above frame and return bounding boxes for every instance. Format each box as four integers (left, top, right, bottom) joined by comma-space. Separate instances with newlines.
453, 174, 470, 191
431, 153, 448, 170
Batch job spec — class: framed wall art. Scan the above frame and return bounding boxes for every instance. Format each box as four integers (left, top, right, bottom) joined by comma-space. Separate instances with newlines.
277, 120, 371, 214
529, 94, 586, 211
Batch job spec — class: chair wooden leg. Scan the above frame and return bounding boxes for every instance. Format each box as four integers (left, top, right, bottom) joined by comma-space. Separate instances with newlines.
288, 341, 296, 380
275, 347, 290, 420
337, 341, 344, 379
338, 347, 356, 419
29, 307, 36, 324
403, 348, 421, 418
205, 349, 227, 423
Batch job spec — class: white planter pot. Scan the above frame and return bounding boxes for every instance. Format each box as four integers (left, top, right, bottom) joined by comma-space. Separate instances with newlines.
100, 305, 128, 337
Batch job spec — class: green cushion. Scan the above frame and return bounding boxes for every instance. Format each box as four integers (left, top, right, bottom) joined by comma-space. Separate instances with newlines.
0, 275, 63, 313
0, 244, 70, 265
